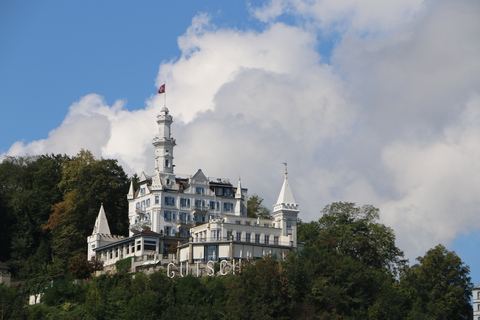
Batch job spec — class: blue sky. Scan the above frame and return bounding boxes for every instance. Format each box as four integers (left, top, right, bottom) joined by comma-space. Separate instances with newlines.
2, 0, 480, 286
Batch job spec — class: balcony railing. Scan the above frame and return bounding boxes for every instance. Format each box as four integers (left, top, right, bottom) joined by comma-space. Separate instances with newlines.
129, 220, 152, 233
189, 236, 291, 246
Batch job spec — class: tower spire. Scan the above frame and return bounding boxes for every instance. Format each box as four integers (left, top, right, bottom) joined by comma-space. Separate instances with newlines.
92, 204, 111, 235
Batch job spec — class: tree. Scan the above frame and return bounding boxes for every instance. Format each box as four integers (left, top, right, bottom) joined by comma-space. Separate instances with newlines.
225, 256, 291, 319
400, 244, 473, 319
0, 284, 26, 320
316, 202, 406, 274
43, 150, 129, 270
247, 194, 272, 219
0, 154, 65, 277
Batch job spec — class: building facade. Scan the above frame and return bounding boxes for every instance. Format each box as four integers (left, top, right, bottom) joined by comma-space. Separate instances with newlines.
474, 282, 480, 320
87, 105, 301, 273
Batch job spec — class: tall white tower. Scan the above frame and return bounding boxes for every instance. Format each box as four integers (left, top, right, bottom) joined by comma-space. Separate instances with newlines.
273, 166, 300, 247
153, 106, 176, 174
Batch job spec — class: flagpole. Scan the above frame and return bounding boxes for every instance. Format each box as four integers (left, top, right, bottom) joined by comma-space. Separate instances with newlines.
164, 80, 166, 108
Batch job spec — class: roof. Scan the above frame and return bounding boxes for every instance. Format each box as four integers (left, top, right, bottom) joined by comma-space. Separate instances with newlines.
276, 174, 297, 205
191, 169, 208, 182
92, 204, 111, 235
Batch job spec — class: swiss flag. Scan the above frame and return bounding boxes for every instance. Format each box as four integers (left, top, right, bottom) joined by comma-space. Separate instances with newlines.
158, 84, 165, 94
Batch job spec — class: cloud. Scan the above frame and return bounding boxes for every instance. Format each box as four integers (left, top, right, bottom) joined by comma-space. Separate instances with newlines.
381, 95, 480, 255
2, 94, 159, 174
253, 0, 425, 35
3, 0, 480, 262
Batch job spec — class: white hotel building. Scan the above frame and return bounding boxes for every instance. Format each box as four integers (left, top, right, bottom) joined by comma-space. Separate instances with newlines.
87, 105, 301, 272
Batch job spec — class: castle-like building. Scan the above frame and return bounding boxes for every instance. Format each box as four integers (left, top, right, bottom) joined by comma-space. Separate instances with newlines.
87, 105, 300, 273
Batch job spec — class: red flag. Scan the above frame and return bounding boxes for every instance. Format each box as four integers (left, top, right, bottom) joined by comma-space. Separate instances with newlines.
158, 84, 165, 94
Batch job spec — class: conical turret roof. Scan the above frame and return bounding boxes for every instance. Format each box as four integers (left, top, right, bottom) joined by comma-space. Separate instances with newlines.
92, 204, 111, 235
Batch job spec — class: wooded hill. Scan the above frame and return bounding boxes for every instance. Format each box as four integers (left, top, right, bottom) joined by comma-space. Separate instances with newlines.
0, 152, 474, 319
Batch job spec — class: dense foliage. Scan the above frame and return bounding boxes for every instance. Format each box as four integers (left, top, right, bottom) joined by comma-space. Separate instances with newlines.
0, 154, 474, 319
0, 151, 129, 282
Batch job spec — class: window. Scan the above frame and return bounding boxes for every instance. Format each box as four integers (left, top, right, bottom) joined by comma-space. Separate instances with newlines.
224, 202, 234, 212
140, 188, 145, 196
195, 199, 206, 210
255, 234, 260, 244
246, 233, 251, 242
236, 232, 242, 241
264, 235, 270, 244
236, 220, 241, 225
155, 196, 159, 204
146, 198, 150, 207
180, 198, 190, 208
274, 236, 279, 245
126, 246, 129, 254
227, 230, 232, 240
179, 212, 183, 222
144, 239, 156, 251
212, 229, 219, 240
164, 210, 172, 221
195, 187, 205, 195
165, 196, 175, 206
210, 201, 216, 209
205, 245, 219, 262
136, 202, 140, 208
172, 212, 176, 221
164, 226, 171, 236
286, 219, 292, 228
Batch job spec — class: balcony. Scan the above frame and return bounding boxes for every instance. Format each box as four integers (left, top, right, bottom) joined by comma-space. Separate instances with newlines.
129, 220, 152, 234
135, 207, 146, 215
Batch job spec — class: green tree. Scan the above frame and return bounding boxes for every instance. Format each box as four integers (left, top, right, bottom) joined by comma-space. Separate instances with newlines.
285, 243, 407, 319
0, 154, 65, 278
225, 256, 291, 319
400, 244, 473, 319
247, 194, 272, 219
43, 150, 129, 271
316, 202, 407, 274
0, 284, 26, 320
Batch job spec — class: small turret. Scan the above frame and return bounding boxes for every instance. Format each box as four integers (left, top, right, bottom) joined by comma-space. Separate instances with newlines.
127, 179, 135, 200
273, 165, 299, 247
234, 178, 246, 216
92, 204, 111, 235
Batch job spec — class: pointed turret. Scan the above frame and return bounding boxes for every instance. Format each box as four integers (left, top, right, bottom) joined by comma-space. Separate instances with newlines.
92, 204, 111, 235
127, 179, 135, 200
273, 170, 299, 213
273, 166, 299, 247
234, 178, 246, 216
235, 178, 243, 199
